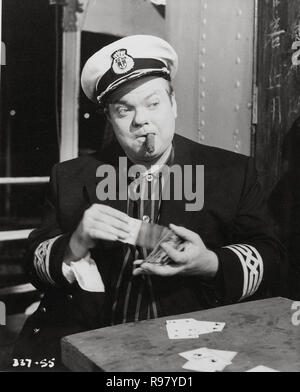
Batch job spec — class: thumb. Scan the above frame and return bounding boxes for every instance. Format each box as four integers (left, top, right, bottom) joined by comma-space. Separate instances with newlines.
169, 224, 199, 243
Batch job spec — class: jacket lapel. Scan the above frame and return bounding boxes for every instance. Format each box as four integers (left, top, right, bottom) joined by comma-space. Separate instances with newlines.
159, 134, 205, 231
83, 144, 128, 214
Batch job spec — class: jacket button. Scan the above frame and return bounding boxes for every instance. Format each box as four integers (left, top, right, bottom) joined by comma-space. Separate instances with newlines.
40, 307, 46, 313
33, 328, 40, 335
67, 294, 73, 301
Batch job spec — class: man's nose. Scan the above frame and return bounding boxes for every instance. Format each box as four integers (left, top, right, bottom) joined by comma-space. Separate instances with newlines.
132, 107, 149, 128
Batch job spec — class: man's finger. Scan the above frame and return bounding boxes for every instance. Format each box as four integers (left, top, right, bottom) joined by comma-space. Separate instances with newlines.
160, 242, 187, 264
136, 262, 185, 277
95, 204, 130, 223
91, 222, 128, 240
133, 259, 144, 267
169, 224, 200, 243
92, 214, 130, 234
89, 228, 118, 242
132, 267, 151, 276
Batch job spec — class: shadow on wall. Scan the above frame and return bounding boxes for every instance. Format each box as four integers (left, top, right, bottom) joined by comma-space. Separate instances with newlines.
269, 116, 300, 300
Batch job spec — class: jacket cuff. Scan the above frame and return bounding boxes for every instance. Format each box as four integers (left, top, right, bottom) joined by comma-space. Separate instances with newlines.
214, 244, 264, 303
48, 233, 73, 288
62, 253, 105, 293
198, 256, 225, 307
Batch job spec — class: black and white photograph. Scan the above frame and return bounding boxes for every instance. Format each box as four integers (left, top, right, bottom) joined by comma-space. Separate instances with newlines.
0, 0, 300, 375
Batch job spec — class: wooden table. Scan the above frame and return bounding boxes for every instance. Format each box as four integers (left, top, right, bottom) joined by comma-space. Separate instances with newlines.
61, 297, 300, 372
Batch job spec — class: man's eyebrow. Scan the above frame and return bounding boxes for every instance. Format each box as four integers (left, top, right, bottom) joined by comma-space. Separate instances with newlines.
111, 100, 129, 106
144, 90, 163, 100
112, 90, 164, 104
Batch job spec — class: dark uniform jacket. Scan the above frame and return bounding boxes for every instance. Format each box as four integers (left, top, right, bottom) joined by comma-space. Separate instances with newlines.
13, 134, 283, 367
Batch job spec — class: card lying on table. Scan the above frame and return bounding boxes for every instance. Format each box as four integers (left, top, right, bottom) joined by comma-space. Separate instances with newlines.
166, 318, 226, 339
179, 347, 237, 362
180, 347, 237, 372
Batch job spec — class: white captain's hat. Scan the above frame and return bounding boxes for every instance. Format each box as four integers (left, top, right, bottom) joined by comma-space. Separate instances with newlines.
81, 35, 178, 105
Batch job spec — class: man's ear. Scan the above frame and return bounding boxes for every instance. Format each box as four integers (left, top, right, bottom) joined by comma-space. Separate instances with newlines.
171, 93, 178, 119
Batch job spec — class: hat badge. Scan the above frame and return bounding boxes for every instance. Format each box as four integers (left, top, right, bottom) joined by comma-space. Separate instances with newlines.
111, 49, 135, 75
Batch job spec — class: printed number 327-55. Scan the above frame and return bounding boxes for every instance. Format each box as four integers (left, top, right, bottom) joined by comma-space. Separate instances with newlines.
12, 358, 55, 368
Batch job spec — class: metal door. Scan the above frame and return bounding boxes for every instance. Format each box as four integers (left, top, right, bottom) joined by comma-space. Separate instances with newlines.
167, 0, 256, 156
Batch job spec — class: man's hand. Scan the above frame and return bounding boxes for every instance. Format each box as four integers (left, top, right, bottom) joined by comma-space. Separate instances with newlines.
66, 204, 131, 261
133, 224, 219, 278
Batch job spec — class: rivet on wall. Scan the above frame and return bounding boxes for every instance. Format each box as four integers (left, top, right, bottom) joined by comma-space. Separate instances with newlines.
233, 129, 241, 152
198, 130, 205, 142
235, 81, 241, 88
200, 62, 206, 70
201, 91, 206, 98
236, 33, 242, 40
235, 104, 240, 112
201, 48, 207, 55
236, 57, 241, 65
202, 18, 207, 25
202, 33, 207, 40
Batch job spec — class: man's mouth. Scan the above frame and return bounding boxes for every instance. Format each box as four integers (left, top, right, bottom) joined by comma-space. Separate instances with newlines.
133, 126, 157, 153
134, 130, 156, 138
134, 133, 156, 153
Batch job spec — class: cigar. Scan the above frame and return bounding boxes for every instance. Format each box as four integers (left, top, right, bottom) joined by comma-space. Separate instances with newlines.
145, 133, 155, 153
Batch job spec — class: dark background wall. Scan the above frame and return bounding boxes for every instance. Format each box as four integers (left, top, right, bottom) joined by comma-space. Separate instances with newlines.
0, 0, 61, 293
1, 0, 60, 178
256, 0, 300, 299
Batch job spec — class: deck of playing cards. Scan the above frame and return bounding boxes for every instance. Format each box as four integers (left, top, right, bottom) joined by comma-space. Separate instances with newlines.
179, 348, 237, 372
120, 217, 185, 265
166, 318, 226, 339
143, 230, 185, 265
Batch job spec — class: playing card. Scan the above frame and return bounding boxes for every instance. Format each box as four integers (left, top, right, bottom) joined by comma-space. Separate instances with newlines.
180, 347, 235, 372
182, 356, 230, 372
143, 230, 185, 265
193, 321, 226, 334
166, 319, 199, 339
166, 318, 226, 339
166, 325, 199, 339
119, 218, 185, 262
201, 348, 236, 362
179, 347, 237, 363
166, 318, 196, 326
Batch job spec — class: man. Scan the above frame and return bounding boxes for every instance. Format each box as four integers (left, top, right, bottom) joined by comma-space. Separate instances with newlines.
13, 35, 282, 369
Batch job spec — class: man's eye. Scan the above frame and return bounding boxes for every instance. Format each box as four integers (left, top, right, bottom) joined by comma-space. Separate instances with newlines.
148, 101, 160, 109
117, 107, 130, 116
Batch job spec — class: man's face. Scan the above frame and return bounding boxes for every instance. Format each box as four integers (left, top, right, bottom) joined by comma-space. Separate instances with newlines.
107, 76, 177, 162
